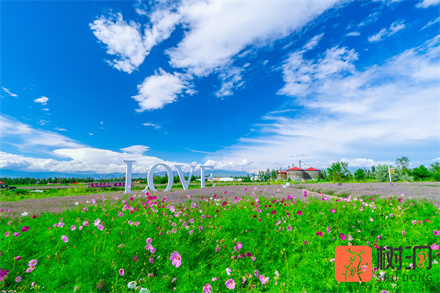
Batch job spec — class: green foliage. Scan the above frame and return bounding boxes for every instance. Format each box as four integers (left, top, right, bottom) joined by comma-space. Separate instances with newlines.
327, 161, 351, 182
396, 156, 411, 173
0, 193, 438, 292
410, 165, 432, 181
375, 165, 403, 182
354, 169, 366, 181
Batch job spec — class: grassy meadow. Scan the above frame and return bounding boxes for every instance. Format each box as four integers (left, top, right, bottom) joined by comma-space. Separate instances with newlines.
0, 188, 439, 292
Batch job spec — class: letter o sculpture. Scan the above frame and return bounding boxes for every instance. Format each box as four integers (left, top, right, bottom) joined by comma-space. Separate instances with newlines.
148, 163, 174, 192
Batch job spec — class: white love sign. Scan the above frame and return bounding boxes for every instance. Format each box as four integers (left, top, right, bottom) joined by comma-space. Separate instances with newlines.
123, 160, 214, 193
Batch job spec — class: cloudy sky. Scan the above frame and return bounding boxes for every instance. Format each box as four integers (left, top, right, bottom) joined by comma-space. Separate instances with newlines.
1, 0, 439, 175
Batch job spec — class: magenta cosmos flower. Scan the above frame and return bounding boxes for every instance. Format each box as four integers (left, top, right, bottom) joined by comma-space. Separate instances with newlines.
316, 231, 323, 237
170, 251, 182, 268
434, 230, 440, 236
203, 284, 213, 293
21, 226, 30, 232
297, 211, 303, 216
331, 208, 336, 213
225, 278, 235, 289
14, 256, 21, 261
339, 233, 346, 240
119, 269, 124, 276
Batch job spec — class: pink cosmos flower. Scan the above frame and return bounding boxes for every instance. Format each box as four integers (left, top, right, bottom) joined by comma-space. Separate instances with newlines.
327, 227, 331, 233
254, 270, 259, 278
297, 211, 303, 216
13, 232, 19, 237
378, 235, 381, 240
15, 276, 21, 283
402, 230, 405, 236
189, 219, 194, 224
150, 247, 156, 254
226, 268, 231, 276
203, 283, 213, 293
71, 225, 76, 231
170, 251, 182, 268
259, 275, 269, 284
146, 238, 152, 244
149, 257, 154, 264
26, 267, 34, 273
0, 269, 9, 282
5, 232, 9, 237
303, 240, 308, 245
287, 225, 292, 231
119, 269, 124, 275
29, 259, 37, 266
61, 235, 68, 243
431, 243, 439, 250
189, 230, 194, 235
199, 226, 203, 231
133, 256, 138, 263
331, 208, 336, 213
15, 256, 21, 261
79, 226, 83, 230
316, 231, 323, 237
226, 278, 236, 289
434, 230, 440, 236
245, 188, 249, 192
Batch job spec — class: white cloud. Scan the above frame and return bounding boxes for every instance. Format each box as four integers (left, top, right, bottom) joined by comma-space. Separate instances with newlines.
2, 87, 18, 97
89, 133, 93, 136
433, 158, 440, 161
92, 0, 342, 108
1, 115, 82, 151
204, 36, 440, 171
416, 0, 440, 8
303, 33, 324, 51
120, 145, 149, 155
34, 96, 49, 105
132, 69, 190, 111
55, 127, 67, 132
346, 31, 361, 37
143, 122, 161, 129
368, 20, 406, 43
358, 11, 381, 27
100, 121, 104, 125
42, 108, 49, 111
421, 17, 440, 30
215, 66, 244, 97
278, 46, 358, 97
90, 13, 147, 74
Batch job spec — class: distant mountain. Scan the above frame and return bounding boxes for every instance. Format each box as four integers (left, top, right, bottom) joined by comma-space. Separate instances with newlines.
0, 169, 250, 179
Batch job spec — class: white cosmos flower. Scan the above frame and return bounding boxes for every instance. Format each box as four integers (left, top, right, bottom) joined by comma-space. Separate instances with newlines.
21, 212, 28, 217
75, 202, 79, 205
127, 281, 137, 289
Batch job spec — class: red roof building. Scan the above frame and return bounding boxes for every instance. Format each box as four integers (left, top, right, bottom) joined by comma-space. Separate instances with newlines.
287, 167, 304, 171
305, 167, 320, 171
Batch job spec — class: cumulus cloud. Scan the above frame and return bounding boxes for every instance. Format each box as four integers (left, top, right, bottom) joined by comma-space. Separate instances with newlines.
204, 35, 440, 171
358, 11, 381, 27
34, 96, 49, 105
132, 69, 191, 111
92, 0, 341, 108
90, 13, 147, 74
368, 20, 406, 43
2, 87, 18, 97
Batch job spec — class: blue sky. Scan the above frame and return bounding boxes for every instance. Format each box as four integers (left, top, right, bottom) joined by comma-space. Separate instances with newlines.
1, 0, 439, 175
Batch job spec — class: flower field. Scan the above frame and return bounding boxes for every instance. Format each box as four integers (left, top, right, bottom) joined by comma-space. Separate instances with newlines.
0, 188, 439, 292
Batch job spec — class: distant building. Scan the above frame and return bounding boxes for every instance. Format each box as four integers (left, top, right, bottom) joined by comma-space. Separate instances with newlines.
276, 171, 287, 180
304, 167, 321, 180
287, 167, 305, 181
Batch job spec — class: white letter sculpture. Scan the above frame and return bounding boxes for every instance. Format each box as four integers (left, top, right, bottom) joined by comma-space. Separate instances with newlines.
199, 165, 214, 188
148, 163, 174, 192
123, 160, 136, 194
175, 165, 196, 190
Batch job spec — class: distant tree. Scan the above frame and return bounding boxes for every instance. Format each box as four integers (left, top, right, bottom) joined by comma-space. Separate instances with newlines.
411, 165, 432, 181
396, 156, 411, 173
429, 162, 440, 181
354, 169, 366, 181
327, 161, 350, 182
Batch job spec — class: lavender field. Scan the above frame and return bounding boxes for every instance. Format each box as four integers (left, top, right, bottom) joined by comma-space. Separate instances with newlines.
292, 182, 440, 201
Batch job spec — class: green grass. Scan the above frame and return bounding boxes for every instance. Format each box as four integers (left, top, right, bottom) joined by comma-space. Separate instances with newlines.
0, 191, 439, 292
